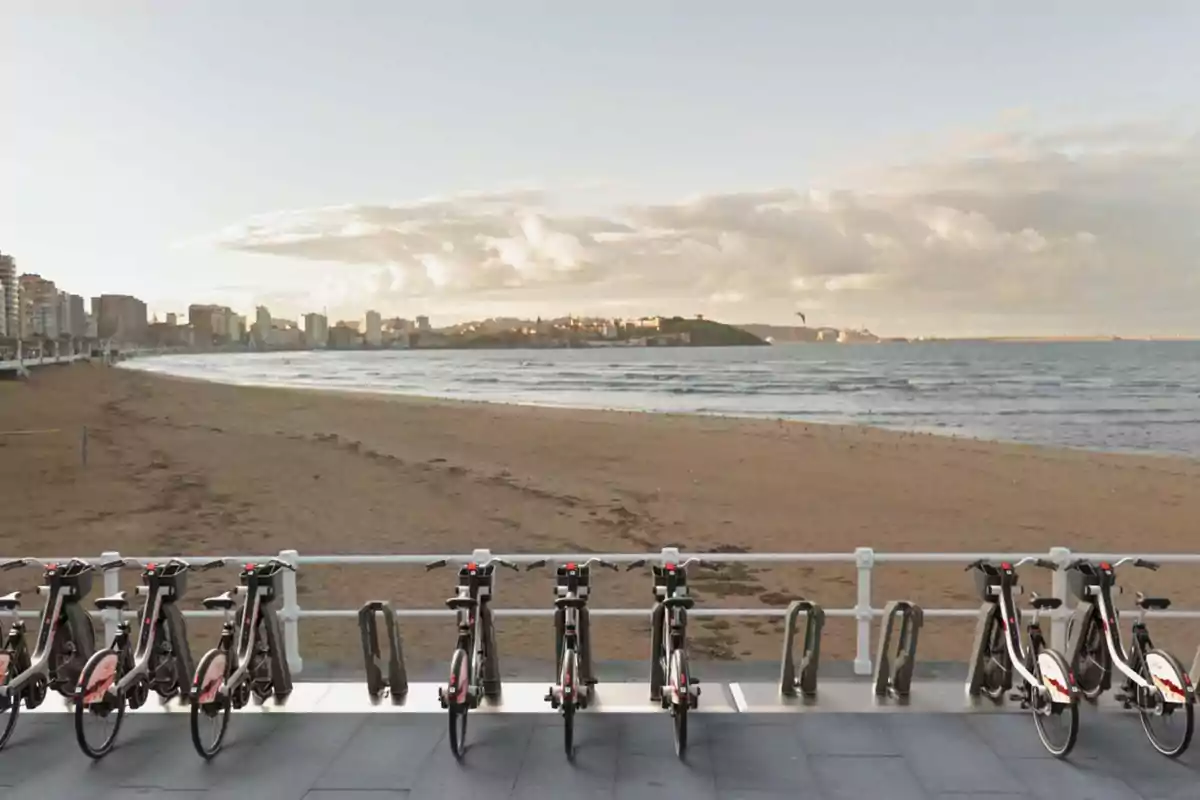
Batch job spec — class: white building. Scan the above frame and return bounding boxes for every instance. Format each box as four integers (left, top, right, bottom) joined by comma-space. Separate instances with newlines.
303, 313, 328, 348
364, 310, 382, 347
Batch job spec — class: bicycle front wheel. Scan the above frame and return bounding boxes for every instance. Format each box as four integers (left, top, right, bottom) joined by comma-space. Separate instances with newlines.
561, 650, 577, 760
74, 648, 127, 759
669, 650, 689, 759
0, 649, 21, 751
1030, 650, 1078, 759
447, 649, 470, 759
1139, 649, 1194, 758
190, 649, 232, 760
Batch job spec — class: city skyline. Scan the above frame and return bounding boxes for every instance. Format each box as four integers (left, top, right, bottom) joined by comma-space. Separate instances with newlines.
6, 6, 1200, 337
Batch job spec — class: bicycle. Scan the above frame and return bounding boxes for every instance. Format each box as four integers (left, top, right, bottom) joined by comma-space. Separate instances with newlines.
965, 557, 1080, 757
74, 557, 224, 758
525, 556, 618, 759
626, 556, 717, 759
1064, 557, 1194, 757
190, 558, 296, 759
428, 555, 518, 759
0, 557, 102, 751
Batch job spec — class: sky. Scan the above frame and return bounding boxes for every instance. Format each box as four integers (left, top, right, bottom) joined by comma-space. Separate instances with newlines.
3, 2, 1199, 338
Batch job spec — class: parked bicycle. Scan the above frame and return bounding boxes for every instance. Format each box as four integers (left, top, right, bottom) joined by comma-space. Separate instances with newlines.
190, 559, 296, 759
0, 557, 101, 750
428, 555, 518, 759
626, 557, 717, 758
526, 557, 618, 759
74, 557, 224, 758
965, 558, 1080, 757
1064, 557, 1194, 757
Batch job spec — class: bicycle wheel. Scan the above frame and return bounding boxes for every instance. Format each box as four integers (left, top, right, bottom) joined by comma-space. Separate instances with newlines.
54, 603, 97, 693
1138, 649, 1194, 758
1030, 650, 1078, 759
446, 649, 469, 759
1067, 616, 1108, 701
0, 648, 21, 751
669, 650, 689, 759
561, 649, 577, 760
74, 649, 127, 759
190, 649, 232, 760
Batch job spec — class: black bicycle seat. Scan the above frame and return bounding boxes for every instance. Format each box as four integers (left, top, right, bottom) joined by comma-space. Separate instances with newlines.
554, 596, 588, 610
1136, 596, 1171, 611
201, 591, 238, 611
94, 591, 130, 611
445, 596, 479, 611
661, 596, 695, 610
0, 591, 20, 610
1030, 596, 1062, 611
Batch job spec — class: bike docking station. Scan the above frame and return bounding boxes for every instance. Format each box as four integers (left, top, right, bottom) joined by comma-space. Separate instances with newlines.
872, 599, 922, 705
358, 600, 408, 704
778, 598, 825, 703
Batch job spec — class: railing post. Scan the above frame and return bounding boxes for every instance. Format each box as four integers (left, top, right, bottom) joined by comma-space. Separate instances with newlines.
278, 549, 302, 675
100, 550, 121, 642
1048, 546, 1071, 652
853, 547, 874, 675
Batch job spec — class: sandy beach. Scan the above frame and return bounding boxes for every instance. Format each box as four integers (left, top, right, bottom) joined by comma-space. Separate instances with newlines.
3, 363, 1200, 674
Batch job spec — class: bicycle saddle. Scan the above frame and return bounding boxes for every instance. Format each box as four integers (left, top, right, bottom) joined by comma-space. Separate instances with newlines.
94, 591, 130, 611
1136, 594, 1171, 611
0, 591, 20, 610
1029, 594, 1062, 611
445, 596, 478, 611
201, 591, 239, 611
554, 596, 588, 610
661, 596, 695, 610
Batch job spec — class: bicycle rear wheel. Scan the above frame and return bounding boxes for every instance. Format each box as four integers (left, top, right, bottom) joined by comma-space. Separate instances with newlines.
75, 648, 127, 759
446, 649, 470, 759
1138, 649, 1194, 758
669, 650, 689, 758
1029, 650, 1078, 758
979, 609, 1008, 700
1067, 615, 1108, 701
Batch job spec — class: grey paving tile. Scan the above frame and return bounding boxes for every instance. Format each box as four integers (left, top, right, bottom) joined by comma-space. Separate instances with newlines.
709, 723, 814, 791
405, 717, 535, 800
304, 793, 410, 799
1008, 756, 1142, 800
795, 713, 902, 756
312, 717, 441, 791
510, 717, 619, 797
889, 714, 1026, 795
810, 756, 927, 800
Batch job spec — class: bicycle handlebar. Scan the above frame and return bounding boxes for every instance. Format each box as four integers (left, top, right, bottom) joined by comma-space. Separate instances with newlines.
1065, 556, 1160, 572
425, 557, 519, 572
624, 557, 719, 572
0, 557, 97, 572
100, 557, 226, 572
525, 557, 619, 572
963, 557, 1059, 572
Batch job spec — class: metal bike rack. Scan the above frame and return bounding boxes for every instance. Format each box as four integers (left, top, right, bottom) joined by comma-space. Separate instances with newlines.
779, 599, 825, 700
261, 604, 294, 699
480, 602, 502, 699
358, 600, 409, 703
554, 603, 594, 690
872, 600, 923, 701
965, 603, 997, 698
648, 601, 667, 702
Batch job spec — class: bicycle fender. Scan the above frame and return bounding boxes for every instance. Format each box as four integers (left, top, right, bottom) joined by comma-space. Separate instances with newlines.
196, 653, 227, 704
1036, 651, 1074, 704
1145, 651, 1190, 703
80, 650, 119, 704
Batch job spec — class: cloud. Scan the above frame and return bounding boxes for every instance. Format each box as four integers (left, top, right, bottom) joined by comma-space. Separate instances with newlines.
201, 118, 1200, 334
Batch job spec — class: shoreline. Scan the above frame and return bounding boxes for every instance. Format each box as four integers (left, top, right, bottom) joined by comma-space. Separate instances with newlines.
119, 361, 1199, 463
4, 364, 1200, 670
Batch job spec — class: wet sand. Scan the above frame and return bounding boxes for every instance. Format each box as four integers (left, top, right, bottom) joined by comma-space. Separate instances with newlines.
3, 363, 1199, 674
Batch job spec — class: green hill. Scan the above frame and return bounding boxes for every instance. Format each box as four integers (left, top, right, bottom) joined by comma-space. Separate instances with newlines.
658, 317, 769, 346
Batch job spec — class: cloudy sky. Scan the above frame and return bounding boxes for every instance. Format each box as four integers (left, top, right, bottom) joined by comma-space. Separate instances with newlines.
5, 2, 1199, 337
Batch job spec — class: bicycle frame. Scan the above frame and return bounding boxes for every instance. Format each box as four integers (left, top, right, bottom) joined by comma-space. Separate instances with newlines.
3, 560, 92, 696
110, 564, 185, 696
1080, 562, 1155, 692
198, 563, 284, 703
991, 567, 1052, 696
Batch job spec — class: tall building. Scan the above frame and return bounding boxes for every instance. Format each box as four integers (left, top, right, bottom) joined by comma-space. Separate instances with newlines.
0, 253, 16, 339
416, 315, 431, 332
303, 312, 328, 348
57, 292, 86, 338
189, 304, 235, 346
93, 294, 148, 343
364, 310, 382, 347
252, 305, 271, 347
19, 274, 59, 338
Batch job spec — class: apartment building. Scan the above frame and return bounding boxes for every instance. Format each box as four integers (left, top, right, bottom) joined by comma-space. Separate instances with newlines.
93, 294, 148, 343
189, 303, 235, 346
0, 253, 16, 338
364, 310, 382, 347
58, 292, 86, 338
19, 274, 59, 338
303, 312, 329, 348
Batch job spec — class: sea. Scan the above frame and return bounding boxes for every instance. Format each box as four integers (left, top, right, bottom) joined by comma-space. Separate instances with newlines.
120, 341, 1200, 458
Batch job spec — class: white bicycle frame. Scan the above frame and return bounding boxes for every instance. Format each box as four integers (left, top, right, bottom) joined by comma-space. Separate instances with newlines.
218, 585, 265, 695
1084, 558, 1154, 692
110, 582, 167, 694
3, 559, 93, 695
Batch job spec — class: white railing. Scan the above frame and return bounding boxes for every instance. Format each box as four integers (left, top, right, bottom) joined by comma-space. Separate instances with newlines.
9, 546, 1200, 676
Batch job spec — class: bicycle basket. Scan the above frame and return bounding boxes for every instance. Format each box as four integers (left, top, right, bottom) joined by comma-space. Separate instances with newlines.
972, 566, 999, 602
554, 565, 590, 598
1067, 569, 1098, 603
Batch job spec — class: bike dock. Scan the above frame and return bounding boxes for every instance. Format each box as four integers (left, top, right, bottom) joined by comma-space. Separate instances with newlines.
872, 599, 923, 703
